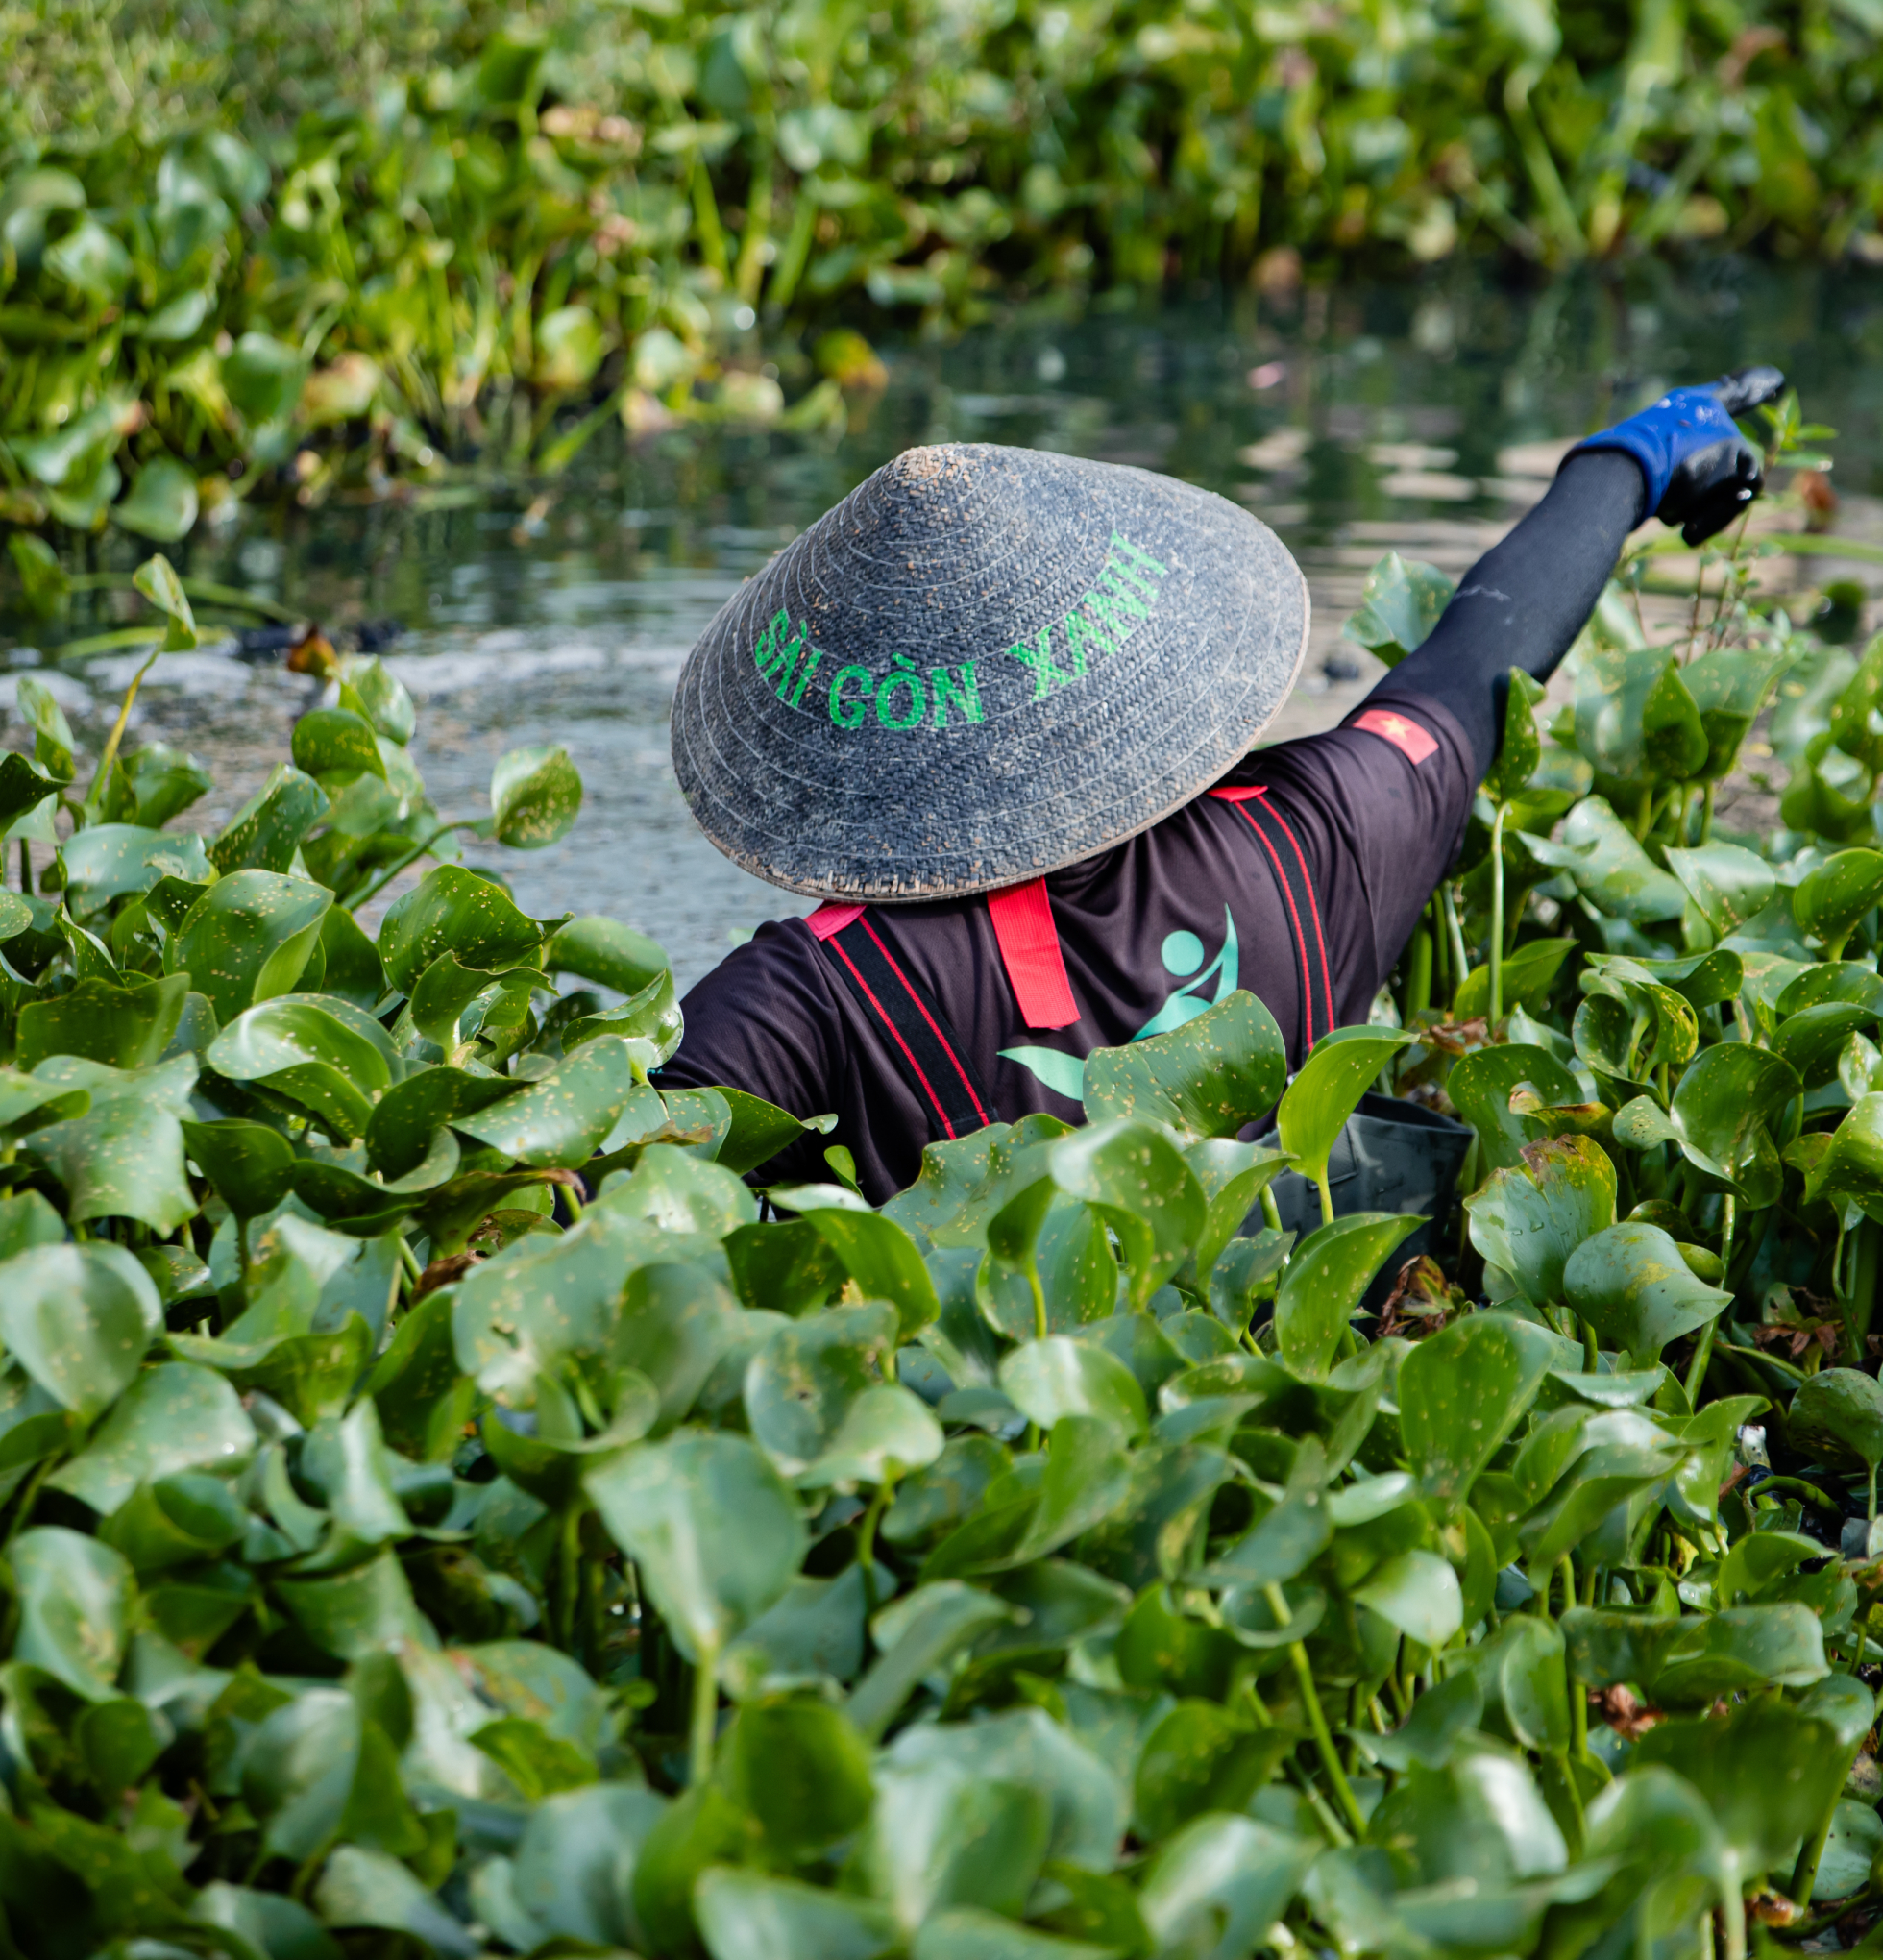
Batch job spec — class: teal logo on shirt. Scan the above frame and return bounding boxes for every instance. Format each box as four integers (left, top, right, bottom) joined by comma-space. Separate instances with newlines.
1001, 906, 1238, 1102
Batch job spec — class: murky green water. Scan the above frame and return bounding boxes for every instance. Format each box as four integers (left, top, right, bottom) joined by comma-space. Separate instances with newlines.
8, 263, 1883, 991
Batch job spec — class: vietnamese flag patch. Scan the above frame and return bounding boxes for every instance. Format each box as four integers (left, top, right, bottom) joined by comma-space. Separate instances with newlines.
1355, 708, 1438, 765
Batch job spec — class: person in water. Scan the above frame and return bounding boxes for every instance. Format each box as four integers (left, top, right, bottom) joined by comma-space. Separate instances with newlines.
655, 369, 1784, 1203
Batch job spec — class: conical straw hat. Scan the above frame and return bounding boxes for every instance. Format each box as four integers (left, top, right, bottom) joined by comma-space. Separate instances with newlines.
671, 441, 1309, 898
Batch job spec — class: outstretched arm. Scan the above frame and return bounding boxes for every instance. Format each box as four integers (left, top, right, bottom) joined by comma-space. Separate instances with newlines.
1370, 365, 1786, 777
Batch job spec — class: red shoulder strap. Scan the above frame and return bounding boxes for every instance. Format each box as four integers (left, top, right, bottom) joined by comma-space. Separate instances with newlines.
988, 879, 1080, 1030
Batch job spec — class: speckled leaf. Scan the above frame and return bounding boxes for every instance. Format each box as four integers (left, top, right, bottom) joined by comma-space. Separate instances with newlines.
490, 744, 583, 848
1340, 552, 1454, 665
1273, 1213, 1419, 1380
50, 1362, 255, 1514
1000, 1337, 1147, 1439
0, 751, 62, 832
1484, 669, 1549, 803
1656, 1042, 1799, 1208
1276, 1026, 1415, 1203
208, 764, 330, 876
25, 1052, 197, 1230
1565, 1223, 1730, 1361
58, 825, 211, 918
0, 1066, 90, 1140
1464, 1136, 1616, 1305
16, 971, 189, 1073
0, 1241, 156, 1422
408, 951, 540, 1051
1520, 797, 1688, 922
1137, 1814, 1318, 1960
455, 1034, 641, 1168
365, 1065, 522, 1178
1082, 992, 1287, 1139
566, 968, 685, 1069
208, 994, 394, 1140
1133, 1702, 1295, 1842
1662, 843, 1775, 940
544, 914, 670, 998
745, 1301, 898, 1476
183, 1117, 295, 1218
379, 865, 544, 994
585, 1432, 805, 1663
782, 1200, 940, 1339
292, 706, 385, 782
1399, 1314, 1559, 1507
1795, 848, 1883, 952
168, 870, 331, 1021
1050, 1118, 1206, 1311
1791, 1367, 1883, 1471
9, 1527, 131, 1701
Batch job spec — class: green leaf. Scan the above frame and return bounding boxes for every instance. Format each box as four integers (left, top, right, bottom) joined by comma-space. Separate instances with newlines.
1049, 1118, 1205, 1311
379, 865, 544, 994
1454, 937, 1577, 1022
491, 744, 583, 847
1132, 1698, 1291, 1842
292, 706, 386, 781
1484, 669, 1549, 803
1081, 992, 1287, 1139
1352, 1548, 1463, 1647
1633, 1697, 1846, 1870
223, 331, 308, 428
131, 551, 197, 648
366, 1065, 523, 1178
1464, 1136, 1617, 1304
1273, 1213, 1419, 1380
208, 995, 393, 1140
77, 1391, 258, 1546
16, 971, 189, 1071
0, 1240, 157, 1422
169, 870, 331, 1021
1198, 1434, 1331, 1588
1628, 1042, 1800, 1209
115, 458, 199, 542
454, 1033, 642, 1167
183, 1117, 295, 1218
697, 1869, 899, 1960
1399, 1313, 1560, 1507
1795, 847, 1883, 952
1662, 842, 1775, 940
8, 533, 69, 618
585, 1432, 806, 1663
313, 1846, 475, 1959
1137, 1814, 1318, 1960
25, 1052, 197, 1230
0, 752, 62, 835
1519, 797, 1689, 922
276, 1547, 434, 1660
744, 1300, 898, 1477
546, 914, 671, 996
506, 1783, 667, 1948
59, 825, 211, 918
726, 1693, 876, 1855
1340, 552, 1455, 665
779, 1198, 942, 1339
1790, 1367, 1883, 1472
1275, 1026, 1414, 1204
1684, 644, 1789, 780
208, 764, 330, 875
1000, 1337, 1147, 1439
1565, 1223, 1731, 1361
9, 1527, 131, 1700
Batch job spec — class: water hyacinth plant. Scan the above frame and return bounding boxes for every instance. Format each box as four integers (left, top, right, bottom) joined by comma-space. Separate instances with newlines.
0, 385, 1881, 1956
4, 0, 1883, 532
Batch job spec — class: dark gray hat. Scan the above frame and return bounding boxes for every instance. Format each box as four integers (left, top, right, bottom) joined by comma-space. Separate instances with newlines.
671, 442, 1309, 899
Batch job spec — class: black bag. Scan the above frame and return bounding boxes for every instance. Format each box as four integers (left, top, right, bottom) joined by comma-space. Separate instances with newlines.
1256, 1092, 1475, 1309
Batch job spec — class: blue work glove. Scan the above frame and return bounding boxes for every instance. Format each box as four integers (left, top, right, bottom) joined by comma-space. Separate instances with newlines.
1569, 365, 1787, 546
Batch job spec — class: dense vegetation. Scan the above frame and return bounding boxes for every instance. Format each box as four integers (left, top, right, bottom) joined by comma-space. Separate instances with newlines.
0, 389, 1880, 1955
2, 0, 1883, 532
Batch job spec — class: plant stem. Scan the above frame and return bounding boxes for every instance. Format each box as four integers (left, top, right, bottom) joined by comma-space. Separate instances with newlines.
690, 1638, 721, 1785
342, 817, 478, 909
1440, 885, 1468, 1016
1684, 1317, 1718, 1405
1404, 925, 1432, 1022
1792, 1789, 1840, 1909
1261, 1187, 1284, 1236
88, 645, 159, 811
1700, 778, 1717, 844
1579, 1315, 1600, 1374
1489, 800, 1507, 1026
1267, 1582, 1366, 1838
1316, 1168, 1336, 1228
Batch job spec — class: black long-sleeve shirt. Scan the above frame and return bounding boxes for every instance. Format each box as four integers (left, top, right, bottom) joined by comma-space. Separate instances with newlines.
657, 451, 1646, 1200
